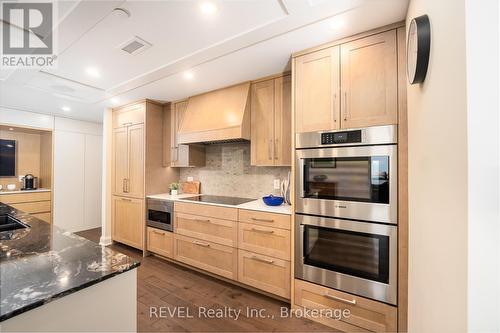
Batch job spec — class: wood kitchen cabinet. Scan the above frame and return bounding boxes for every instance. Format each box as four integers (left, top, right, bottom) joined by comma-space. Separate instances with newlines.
112, 196, 144, 250
250, 74, 291, 166
167, 100, 205, 167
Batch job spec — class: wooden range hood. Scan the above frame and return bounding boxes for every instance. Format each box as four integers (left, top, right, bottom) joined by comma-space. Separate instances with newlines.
178, 82, 251, 144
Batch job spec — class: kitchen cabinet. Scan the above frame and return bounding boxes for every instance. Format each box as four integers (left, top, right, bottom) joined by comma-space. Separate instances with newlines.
112, 196, 144, 250
294, 279, 397, 332
238, 209, 291, 230
238, 222, 290, 260
175, 212, 237, 247
0, 191, 52, 223
295, 47, 340, 133
250, 74, 291, 166
168, 100, 205, 167
147, 227, 173, 258
340, 30, 398, 128
112, 103, 144, 129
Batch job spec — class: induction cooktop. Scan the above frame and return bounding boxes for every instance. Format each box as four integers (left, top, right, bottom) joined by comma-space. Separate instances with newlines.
180, 195, 254, 206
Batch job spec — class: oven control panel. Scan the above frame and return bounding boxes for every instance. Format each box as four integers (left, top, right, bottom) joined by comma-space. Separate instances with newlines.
321, 130, 362, 145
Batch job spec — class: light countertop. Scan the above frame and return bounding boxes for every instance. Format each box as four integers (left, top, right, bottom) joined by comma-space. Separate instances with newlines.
0, 188, 51, 195
146, 193, 292, 215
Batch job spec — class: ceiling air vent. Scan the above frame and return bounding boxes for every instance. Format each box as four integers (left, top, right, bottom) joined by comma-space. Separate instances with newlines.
119, 36, 152, 56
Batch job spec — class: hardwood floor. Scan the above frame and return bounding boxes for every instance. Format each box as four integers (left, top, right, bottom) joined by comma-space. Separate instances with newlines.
76, 228, 335, 333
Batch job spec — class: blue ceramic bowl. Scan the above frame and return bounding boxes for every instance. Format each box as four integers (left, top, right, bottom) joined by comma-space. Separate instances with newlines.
262, 195, 284, 206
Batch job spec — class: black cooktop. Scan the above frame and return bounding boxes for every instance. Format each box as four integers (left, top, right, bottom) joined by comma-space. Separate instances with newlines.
180, 195, 254, 206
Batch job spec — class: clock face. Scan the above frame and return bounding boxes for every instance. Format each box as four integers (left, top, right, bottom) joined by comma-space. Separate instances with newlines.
407, 15, 430, 84
407, 20, 418, 83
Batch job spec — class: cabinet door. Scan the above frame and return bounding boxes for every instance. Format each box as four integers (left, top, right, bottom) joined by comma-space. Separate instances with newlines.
112, 196, 144, 250
113, 103, 145, 128
250, 79, 275, 166
274, 75, 291, 166
127, 124, 144, 197
170, 101, 187, 166
341, 30, 398, 128
295, 46, 340, 133
113, 127, 128, 196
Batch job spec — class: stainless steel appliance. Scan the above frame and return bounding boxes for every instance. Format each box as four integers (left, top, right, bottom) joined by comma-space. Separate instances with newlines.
21, 174, 38, 190
295, 214, 397, 304
295, 125, 398, 224
146, 198, 174, 232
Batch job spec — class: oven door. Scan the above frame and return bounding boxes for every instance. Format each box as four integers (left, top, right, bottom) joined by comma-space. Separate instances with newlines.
296, 144, 397, 224
295, 214, 397, 305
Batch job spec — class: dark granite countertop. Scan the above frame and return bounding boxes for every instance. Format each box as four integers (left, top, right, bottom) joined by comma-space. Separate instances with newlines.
0, 203, 140, 322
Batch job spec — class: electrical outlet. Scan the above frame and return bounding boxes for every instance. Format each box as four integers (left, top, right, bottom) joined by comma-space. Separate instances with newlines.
273, 179, 281, 190
187, 176, 194, 182
18, 175, 24, 182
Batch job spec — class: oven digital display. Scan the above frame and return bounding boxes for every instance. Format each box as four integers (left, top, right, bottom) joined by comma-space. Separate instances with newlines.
321, 130, 362, 145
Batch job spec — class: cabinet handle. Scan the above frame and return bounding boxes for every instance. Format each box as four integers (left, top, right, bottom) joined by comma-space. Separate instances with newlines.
122, 179, 126, 193
193, 240, 210, 247
268, 139, 273, 160
343, 91, 348, 122
251, 255, 274, 264
125, 178, 130, 193
152, 230, 165, 235
121, 198, 132, 202
251, 217, 274, 223
122, 122, 133, 127
196, 219, 211, 223
333, 93, 337, 123
323, 292, 357, 305
251, 228, 274, 234
274, 139, 279, 160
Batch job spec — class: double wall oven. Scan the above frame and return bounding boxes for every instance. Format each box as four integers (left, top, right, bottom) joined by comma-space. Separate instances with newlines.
295, 125, 398, 305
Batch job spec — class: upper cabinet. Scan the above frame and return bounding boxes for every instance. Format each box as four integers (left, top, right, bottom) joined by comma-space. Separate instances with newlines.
167, 100, 205, 168
251, 74, 291, 166
340, 30, 398, 128
295, 47, 340, 133
294, 29, 399, 132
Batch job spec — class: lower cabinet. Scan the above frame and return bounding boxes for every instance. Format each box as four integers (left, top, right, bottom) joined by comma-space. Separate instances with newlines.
238, 249, 290, 298
174, 234, 238, 280
294, 279, 397, 332
112, 196, 144, 250
1, 191, 52, 223
147, 227, 173, 258
175, 212, 237, 247
238, 222, 290, 260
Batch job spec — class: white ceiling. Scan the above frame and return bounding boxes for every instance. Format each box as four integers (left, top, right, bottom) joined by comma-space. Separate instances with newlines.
0, 0, 409, 123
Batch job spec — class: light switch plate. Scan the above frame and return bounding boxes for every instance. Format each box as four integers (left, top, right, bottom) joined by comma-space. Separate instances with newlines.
273, 179, 281, 190
187, 176, 194, 182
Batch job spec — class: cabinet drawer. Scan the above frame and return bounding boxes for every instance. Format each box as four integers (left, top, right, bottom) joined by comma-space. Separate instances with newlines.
10, 201, 51, 214
174, 234, 237, 280
294, 279, 397, 332
32, 212, 51, 223
147, 227, 173, 258
238, 250, 290, 299
238, 209, 290, 230
175, 212, 237, 247
113, 103, 145, 128
0, 191, 51, 204
238, 223, 290, 260
175, 202, 238, 221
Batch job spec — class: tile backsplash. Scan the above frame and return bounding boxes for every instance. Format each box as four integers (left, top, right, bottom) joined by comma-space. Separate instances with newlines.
179, 143, 290, 199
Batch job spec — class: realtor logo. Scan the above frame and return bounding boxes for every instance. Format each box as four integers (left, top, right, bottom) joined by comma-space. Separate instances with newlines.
1, 1, 57, 68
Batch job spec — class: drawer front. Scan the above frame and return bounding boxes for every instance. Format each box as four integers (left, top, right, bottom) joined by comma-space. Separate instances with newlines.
10, 201, 51, 214
147, 227, 174, 258
175, 212, 237, 247
113, 104, 145, 128
32, 212, 51, 223
238, 250, 290, 299
238, 223, 290, 260
174, 234, 237, 280
294, 279, 397, 332
175, 202, 238, 221
0, 192, 51, 204
238, 209, 290, 230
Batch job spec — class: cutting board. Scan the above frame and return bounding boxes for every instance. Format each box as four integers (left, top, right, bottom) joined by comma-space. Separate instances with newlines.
180, 181, 201, 194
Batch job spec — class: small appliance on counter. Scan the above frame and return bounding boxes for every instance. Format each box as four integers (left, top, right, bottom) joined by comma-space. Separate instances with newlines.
21, 174, 38, 190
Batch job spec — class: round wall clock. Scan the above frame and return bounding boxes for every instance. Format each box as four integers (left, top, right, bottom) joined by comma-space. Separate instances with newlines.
407, 15, 431, 84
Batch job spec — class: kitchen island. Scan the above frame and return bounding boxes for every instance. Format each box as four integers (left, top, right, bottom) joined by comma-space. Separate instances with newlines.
0, 202, 139, 332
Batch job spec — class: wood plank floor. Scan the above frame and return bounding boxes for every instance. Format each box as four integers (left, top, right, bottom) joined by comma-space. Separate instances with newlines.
76, 228, 335, 333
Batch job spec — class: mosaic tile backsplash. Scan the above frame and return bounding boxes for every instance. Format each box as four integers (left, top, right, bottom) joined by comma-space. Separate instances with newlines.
179, 143, 291, 199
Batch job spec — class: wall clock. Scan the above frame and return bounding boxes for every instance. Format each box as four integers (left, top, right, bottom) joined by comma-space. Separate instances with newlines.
407, 15, 431, 84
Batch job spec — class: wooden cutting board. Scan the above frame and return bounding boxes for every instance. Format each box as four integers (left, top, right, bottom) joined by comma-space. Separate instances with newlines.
180, 181, 201, 194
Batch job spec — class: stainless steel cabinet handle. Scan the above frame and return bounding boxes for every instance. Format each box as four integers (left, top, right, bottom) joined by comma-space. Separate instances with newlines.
333, 93, 337, 123
251, 217, 274, 223
251, 255, 274, 264
152, 230, 165, 235
250, 228, 274, 234
121, 198, 131, 202
125, 178, 130, 193
195, 219, 211, 223
322, 292, 357, 305
274, 138, 279, 160
343, 91, 348, 121
122, 179, 126, 193
193, 240, 210, 247
268, 139, 273, 160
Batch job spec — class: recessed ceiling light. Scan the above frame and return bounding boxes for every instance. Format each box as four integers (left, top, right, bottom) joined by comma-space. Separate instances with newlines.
110, 97, 120, 105
85, 67, 100, 78
183, 71, 194, 80
329, 18, 345, 30
61, 106, 71, 112
8, 127, 14, 131
199, 1, 218, 15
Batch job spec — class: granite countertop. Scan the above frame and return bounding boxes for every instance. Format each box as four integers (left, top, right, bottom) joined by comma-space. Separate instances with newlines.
0, 203, 140, 322
0, 188, 51, 195
146, 193, 292, 215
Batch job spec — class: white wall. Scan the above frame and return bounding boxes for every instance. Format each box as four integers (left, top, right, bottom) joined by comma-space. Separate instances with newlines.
406, 0, 469, 332
465, 0, 500, 331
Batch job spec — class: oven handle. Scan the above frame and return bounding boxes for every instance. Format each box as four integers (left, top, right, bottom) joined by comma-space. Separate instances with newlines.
298, 158, 306, 198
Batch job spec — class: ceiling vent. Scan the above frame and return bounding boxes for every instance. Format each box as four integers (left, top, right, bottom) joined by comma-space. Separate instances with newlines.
119, 36, 152, 56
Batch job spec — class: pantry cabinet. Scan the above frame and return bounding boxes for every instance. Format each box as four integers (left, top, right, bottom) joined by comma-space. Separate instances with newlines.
294, 29, 399, 132
113, 124, 144, 198
112, 196, 144, 249
250, 74, 291, 166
